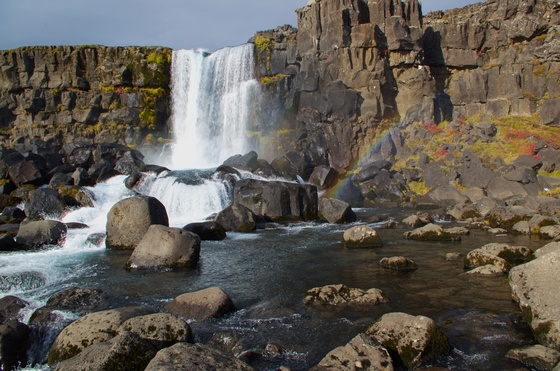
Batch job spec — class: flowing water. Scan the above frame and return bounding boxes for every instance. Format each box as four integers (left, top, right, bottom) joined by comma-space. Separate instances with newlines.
0, 44, 546, 370
169, 45, 259, 169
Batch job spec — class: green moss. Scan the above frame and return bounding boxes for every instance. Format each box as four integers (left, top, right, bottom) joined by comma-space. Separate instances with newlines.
255, 35, 275, 53
532, 63, 547, 77
139, 110, 157, 130
408, 181, 430, 196
260, 74, 289, 86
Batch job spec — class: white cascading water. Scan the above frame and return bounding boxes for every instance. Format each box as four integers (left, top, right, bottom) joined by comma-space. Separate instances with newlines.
170, 44, 259, 169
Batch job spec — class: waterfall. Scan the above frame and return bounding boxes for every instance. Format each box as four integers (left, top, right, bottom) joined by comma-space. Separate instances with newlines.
170, 44, 259, 169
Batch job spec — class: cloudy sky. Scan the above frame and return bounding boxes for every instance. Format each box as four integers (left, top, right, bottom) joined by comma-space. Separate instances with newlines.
1, 0, 477, 52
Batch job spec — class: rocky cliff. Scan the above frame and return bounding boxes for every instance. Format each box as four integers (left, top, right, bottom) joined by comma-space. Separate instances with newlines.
253, 0, 560, 172
0, 45, 172, 149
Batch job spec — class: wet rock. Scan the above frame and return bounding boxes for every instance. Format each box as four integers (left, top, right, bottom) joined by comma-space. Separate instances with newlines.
124, 171, 143, 190
0, 234, 22, 251
48, 173, 73, 189
15, 220, 67, 249
0, 295, 27, 323
402, 212, 432, 228
403, 223, 462, 241
445, 252, 462, 261
145, 343, 254, 371
126, 225, 200, 270
24, 188, 67, 220
48, 307, 149, 364
214, 204, 258, 232
506, 344, 560, 371
54, 331, 157, 371
365, 312, 451, 369
0, 320, 31, 370
182, 221, 227, 241
85, 233, 105, 247
342, 225, 383, 248
42, 287, 109, 317
510, 250, 560, 351
164, 287, 235, 322
223, 151, 259, 172
302, 284, 389, 306
311, 333, 393, 371
57, 185, 94, 208
380, 256, 418, 272
1, 206, 25, 223
118, 313, 193, 349
105, 195, 169, 249
318, 198, 357, 224
233, 179, 318, 222
462, 264, 505, 277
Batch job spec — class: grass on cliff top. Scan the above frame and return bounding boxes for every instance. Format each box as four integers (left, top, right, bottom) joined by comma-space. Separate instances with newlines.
396, 114, 560, 170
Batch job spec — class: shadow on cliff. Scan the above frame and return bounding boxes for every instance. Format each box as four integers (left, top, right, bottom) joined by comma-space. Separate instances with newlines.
422, 27, 453, 123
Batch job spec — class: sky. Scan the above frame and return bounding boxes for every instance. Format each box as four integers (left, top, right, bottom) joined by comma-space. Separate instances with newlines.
1, 0, 478, 52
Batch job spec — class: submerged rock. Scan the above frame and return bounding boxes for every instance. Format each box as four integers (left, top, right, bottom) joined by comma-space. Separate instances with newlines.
164, 287, 235, 322
311, 333, 393, 371
126, 225, 200, 270
105, 195, 169, 249
380, 256, 418, 272
302, 284, 389, 306
462, 264, 505, 277
343, 225, 383, 248
365, 312, 451, 369
145, 343, 254, 371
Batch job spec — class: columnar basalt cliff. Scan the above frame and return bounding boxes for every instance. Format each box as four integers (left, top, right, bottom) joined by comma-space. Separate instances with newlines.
253, 0, 560, 173
0, 46, 172, 148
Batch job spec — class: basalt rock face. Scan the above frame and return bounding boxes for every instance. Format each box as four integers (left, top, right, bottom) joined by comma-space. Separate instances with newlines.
252, 0, 560, 174
0, 45, 172, 149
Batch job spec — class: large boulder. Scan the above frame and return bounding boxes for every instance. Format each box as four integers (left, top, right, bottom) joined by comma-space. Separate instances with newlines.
0, 320, 31, 370
0, 296, 27, 323
233, 179, 318, 222
182, 221, 227, 241
535, 242, 560, 258
311, 333, 393, 370
464, 250, 511, 273
48, 307, 148, 365
54, 331, 157, 371
15, 220, 67, 249
214, 204, 258, 232
365, 312, 451, 369
163, 287, 235, 322
302, 284, 389, 306
126, 225, 200, 270
308, 165, 338, 190
105, 196, 169, 249
509, 250, 560, 351
486, 178, 529, 200
118, 313, 193, 349
318, 198, 357, 224
145, 343, 253, 371
24, 188, 67, 220
403, 223, 462, 241
342, 225, 383, 248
